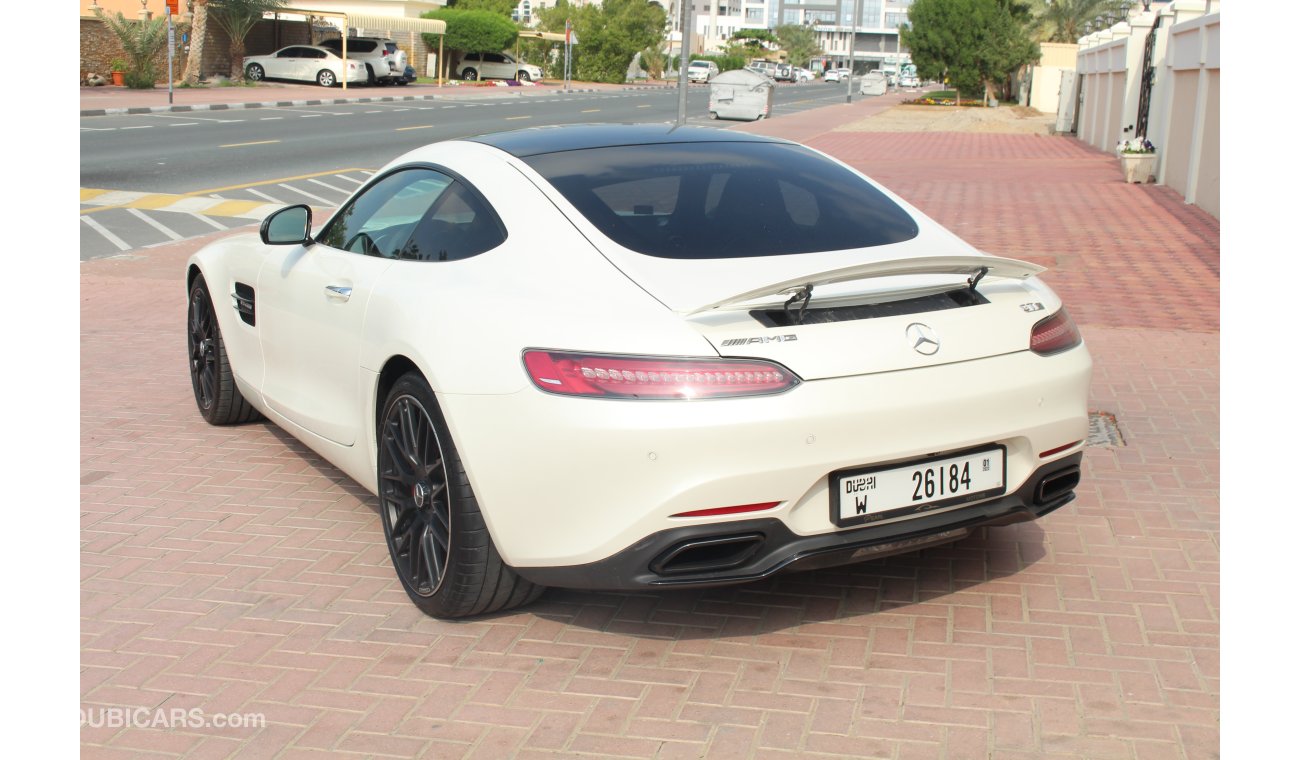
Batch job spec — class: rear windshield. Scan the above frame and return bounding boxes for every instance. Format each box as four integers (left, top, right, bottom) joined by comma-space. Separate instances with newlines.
523, 141, 919, 259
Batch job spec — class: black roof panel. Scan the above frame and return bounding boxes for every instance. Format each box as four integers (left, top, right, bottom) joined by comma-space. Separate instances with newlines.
464, 123, 787, 158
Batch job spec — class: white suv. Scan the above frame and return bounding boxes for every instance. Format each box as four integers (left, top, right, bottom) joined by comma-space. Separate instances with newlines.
319, 37, 408, 85
457, 52, 544, 82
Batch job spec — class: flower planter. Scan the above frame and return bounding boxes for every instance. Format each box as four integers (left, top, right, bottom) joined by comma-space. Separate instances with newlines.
1119, 152, 1156, 183
111, 71, 124, 86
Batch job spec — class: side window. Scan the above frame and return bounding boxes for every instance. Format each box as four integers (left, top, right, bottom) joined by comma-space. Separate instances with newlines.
486, 54, 505, 64
402, 181, 508, 262
318, 169, 453, 257
303, 48, 326, 59
277, 48, 298, 58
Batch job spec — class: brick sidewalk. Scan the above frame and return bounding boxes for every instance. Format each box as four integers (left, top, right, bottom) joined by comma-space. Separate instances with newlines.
81, 104, 1219, 759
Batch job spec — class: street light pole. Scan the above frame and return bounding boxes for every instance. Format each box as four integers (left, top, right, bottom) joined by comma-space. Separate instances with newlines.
676, 0, 693, 126
846, 0, 861, 103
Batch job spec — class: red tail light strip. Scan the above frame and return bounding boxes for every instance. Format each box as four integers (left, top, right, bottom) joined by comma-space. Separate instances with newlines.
523, 351, 800, 399
671, 502, 781, 518
1039, 440, 1083, 458
1030, 308, 1082, 355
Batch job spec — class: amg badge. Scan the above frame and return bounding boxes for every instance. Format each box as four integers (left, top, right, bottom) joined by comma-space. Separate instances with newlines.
721, 335, 798, 347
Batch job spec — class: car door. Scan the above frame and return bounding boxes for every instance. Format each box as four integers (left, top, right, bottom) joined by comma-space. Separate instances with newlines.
256, 168, 460, 446
268, 46, 302, 80
484, 53, 508, 78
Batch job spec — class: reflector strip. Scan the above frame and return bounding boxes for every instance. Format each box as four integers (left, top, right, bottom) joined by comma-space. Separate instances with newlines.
1039, 440, 1083, 458
671, 502, 781, 518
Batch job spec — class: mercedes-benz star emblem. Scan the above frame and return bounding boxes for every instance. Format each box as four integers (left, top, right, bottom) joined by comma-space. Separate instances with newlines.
906, 322, 941, 356
413, 482, 429, 508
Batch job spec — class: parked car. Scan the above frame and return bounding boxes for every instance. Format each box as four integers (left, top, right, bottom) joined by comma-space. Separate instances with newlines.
794, 67, 814, 82
457, 52, 544, 82
318, 37, 408, 85
900, 73, 920, 88
243, 45, 366, 87
186, 123, 1091, 619
747, 60, 778, 78
823, 68, 850, 83
687, 60, 719, 83
773, 63, 795, 82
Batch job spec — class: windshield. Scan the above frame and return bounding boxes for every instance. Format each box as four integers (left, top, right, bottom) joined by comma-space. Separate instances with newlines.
525, 141, 919, 259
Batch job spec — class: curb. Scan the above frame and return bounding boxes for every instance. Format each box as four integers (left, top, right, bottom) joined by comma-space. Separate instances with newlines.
80, 87, 605, 117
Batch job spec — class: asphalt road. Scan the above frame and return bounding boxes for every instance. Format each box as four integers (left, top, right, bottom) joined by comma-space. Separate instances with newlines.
80, 83, 857, 194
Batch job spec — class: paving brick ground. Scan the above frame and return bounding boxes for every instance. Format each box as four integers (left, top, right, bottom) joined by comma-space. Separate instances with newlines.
82, 98, 1219, 758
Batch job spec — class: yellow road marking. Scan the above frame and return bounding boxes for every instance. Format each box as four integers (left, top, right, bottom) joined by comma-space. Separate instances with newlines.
132, 194, 188, 210
203, 199, 271, 217
219, 139, 281, 148
80, 168, 374, 215
395, 125, 434, 131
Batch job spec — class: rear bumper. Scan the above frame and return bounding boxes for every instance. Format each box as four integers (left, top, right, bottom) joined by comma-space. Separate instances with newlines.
515, 453, 1081, 590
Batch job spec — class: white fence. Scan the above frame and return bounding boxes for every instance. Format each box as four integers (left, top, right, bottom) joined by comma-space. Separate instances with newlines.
1069, 1, 1219, 218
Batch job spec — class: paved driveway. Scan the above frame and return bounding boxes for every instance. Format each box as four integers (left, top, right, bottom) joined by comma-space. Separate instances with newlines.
82, 101, 1219, 759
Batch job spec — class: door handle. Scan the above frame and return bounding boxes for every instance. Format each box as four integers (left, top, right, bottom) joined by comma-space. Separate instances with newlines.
325, 285, 352, 301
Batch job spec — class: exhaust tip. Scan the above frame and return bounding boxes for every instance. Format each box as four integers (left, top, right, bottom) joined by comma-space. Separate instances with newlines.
1035, 466, 1080, 505
651, 533, 764, 576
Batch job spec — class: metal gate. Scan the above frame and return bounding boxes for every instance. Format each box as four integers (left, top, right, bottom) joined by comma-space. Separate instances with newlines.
1134, 16, 1163, 138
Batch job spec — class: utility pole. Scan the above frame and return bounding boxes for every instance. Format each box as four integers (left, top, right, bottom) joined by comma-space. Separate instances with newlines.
676, 0, 693, 126
846, 0, 861, 103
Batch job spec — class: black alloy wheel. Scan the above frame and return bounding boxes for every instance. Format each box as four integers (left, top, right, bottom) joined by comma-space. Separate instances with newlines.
517, 70, 531, 82
377, 373, 544, 618
379, 389, 452, 599
462, 68, 478, 81
187, 276, 260, 425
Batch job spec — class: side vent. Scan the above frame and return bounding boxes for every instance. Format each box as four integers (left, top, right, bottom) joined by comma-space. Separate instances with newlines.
232, 282, 256, 326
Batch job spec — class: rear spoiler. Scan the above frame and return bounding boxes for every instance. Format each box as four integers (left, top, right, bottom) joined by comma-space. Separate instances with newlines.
683, 255, 1045, 315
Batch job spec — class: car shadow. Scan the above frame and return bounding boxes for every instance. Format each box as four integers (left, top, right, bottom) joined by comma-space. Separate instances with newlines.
256, 423, 1050, 637
523, 524, 1050, 639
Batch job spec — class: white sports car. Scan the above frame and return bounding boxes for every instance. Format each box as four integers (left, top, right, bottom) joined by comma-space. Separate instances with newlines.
187, 125, 1091, 618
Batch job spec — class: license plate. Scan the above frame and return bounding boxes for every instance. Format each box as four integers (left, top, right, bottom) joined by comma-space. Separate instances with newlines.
831, 446, 1006, 528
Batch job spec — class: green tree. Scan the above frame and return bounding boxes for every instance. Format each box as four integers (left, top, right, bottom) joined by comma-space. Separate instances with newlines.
421, 8, 519, 56
210, 0, 287, 83
640, 46, 666, 80
775, 24, 822, 68
729, 28, 778, 57
902, 0, 1039, 103
537, 0, 665, 84
447, 0, 518, 17
95, 9, 170, 88
1027, 0, 1125, 42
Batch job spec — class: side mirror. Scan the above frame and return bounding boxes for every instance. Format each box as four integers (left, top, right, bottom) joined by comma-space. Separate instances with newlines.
260, 204, 314, 246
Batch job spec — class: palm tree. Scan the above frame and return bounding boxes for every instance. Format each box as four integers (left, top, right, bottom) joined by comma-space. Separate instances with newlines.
96, 10, 170, 88
182, 0, 209, 85
1029, 0, 1127, 43
209, 0, 288, 83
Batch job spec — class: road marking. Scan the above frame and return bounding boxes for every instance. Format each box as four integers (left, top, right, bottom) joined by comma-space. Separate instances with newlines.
582, 109, 600, 113
203, 199, 281, 219
308, 178, 353, 195
505, 115, 530, 121
81, 188, 111, 202
396, 124, 433, 131
260, 116, 283, 121
148, 113, 231, 122
219, 139, 281, 148
246, 188, 283, 204
126, 208, 183, 241
637, 105, 652, 109
301, 114, 323, 118
335, 175, 365, 185
278, 183, 333, 204
80, 216, 131, 251
364, 110, 382, 114
121, 125, 153, 130
188, 213, 228, 231
166, 122, 199, 127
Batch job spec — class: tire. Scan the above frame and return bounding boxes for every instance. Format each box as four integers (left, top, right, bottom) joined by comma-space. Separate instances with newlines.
365, 64, 376, 86
462, 68, 478, 81
187, 275, 261, 426
246, 63, 264, 82
317, 69, 336, 87
396, 80, 409, 86
517, 70, 531, 82
708, 111, 718, 120
378, 373, 544, 618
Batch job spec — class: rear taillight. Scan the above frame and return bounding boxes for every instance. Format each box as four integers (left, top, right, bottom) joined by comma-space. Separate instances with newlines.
523, 351, 800, 399
1030, 308, 1082, 355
